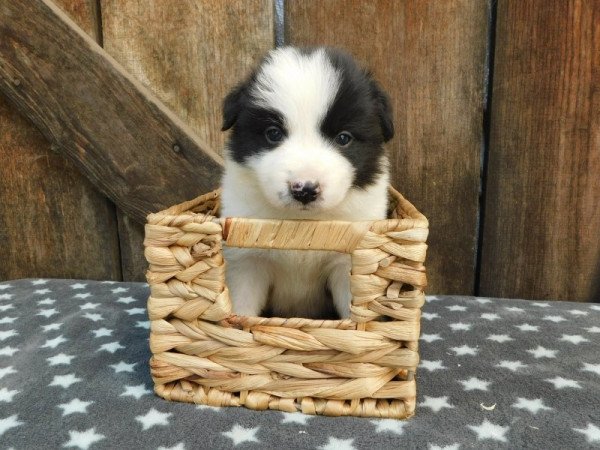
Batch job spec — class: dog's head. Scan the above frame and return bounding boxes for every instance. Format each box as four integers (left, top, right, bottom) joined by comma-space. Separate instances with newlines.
222, 47, 393, 211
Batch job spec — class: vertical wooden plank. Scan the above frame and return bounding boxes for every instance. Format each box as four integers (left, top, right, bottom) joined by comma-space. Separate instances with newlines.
101, 0, 275, 280
286, 1, 488, 295
480, 0, 600, 301
116, 213, 146, 282
0, 0, 121, 281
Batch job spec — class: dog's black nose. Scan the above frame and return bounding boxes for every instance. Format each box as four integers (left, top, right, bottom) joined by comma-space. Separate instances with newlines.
290, 181, 320, 204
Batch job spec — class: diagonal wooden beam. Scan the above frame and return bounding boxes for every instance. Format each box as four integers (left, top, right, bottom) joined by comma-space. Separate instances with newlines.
0, 0, 224, 224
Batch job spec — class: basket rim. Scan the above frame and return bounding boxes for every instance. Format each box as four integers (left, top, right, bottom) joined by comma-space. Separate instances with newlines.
146, 185, 429, 229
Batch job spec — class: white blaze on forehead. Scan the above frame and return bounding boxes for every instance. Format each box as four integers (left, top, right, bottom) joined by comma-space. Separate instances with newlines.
250, 48, 340, 132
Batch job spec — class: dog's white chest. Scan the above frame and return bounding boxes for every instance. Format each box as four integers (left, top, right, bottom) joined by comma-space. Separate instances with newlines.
267, 250, 348, 318
224, 246, 348, 318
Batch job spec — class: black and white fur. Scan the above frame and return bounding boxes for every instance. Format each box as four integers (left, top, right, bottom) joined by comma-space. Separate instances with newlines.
221, 47, 394, 319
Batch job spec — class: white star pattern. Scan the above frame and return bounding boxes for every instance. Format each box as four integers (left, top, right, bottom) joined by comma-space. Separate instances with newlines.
532, 302, 550, 308
480, 313, 500, 321
0, 284, 12, 290
446, 305, 467, 311
0, 346, 18, 357
0, 329, 18, 341
581, 363, 600, 376
121, 384, 152, 400
91, 328, 113, 338
58, 398, 94, 416
74, 293, 91, 299
419, 396, 454, 413
560, 334, 589, 345
573, 423, 600, 444
4, 279, 600, 449
317, 437, 355, 450
41, 323, 62, 332
63, 428, 105, 449
37, 298, 55, 305
79, 302, 99, 310
0, 294, 14, 301
0, 387, 20, 402
221, 424, 261, 446
41, 335, 67, 349
458, 377, 490, 391
0, 304, 14, 312
449, 322, 472, 331
34, 289, 51, 295
420, 333, 443, 343
543, 315, 566, 323
110, 361, 137, 373
591, 305, 600, 311
515, 323, 539, 331
512, 397, 552, 415
112, 287, 128, 294
31, 279, 48, 285
49, 374, 82, 389
545, 376, 582, 389
370, 419, 406, 435
450, 345, 478, 356
496, 360, 527, 372
37, 308, 58, 318
425, 295, 440, 302
158, 444, 185, 450
467, 419, 509, 442
196, 404, 221, 412
487, 334, 514, 343
47, 353, 75, 366
527, 346, 558, 359
0, 414, 23, 437
0, 366, 17, 379
98, 342, 124, 353
135, 408, 172, 431
429, 445, 460, 450
280, 412, 311, 425
422, 312, 440, 320
83, 313, 103, 322
420, 360, 447, 371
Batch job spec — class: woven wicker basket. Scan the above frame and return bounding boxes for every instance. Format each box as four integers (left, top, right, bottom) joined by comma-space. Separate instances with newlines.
144, 186, 428, 419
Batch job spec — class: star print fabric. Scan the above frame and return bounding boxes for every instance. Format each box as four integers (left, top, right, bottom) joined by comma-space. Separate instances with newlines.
0, 280, 599, 449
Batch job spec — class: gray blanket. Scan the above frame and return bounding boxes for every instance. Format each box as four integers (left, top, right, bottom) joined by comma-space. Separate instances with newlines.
0, 279, 598, 449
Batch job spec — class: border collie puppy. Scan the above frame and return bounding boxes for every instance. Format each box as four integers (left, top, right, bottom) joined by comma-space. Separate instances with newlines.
221, 46, 394, 319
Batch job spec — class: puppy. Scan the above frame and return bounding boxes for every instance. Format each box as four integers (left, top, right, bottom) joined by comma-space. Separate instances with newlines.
220, 46, 394, 319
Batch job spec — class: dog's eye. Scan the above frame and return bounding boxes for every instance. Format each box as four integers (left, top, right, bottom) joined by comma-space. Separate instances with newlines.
265, 126, 284, 144
334, 132, 353, 147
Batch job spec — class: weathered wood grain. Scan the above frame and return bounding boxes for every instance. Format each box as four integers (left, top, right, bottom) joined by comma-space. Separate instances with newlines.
101, 0, 275, 279
0, 0, 121, 281
0, 0, 224, 225
101, 0, 275, 155
480, 0, 600, 301
286, 1, 488, 295
116, 212, 146, 281
55, 0, 100, 41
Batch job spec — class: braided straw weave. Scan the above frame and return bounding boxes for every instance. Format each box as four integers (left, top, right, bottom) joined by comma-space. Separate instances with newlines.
144, 186, 428, 419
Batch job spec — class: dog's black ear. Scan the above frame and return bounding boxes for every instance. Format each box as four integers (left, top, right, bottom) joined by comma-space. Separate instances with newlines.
370, 80, 394, 142
222, 83, 247, 131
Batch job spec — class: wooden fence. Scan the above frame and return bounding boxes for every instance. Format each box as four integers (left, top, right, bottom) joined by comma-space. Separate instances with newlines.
0, 0, 598, 302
